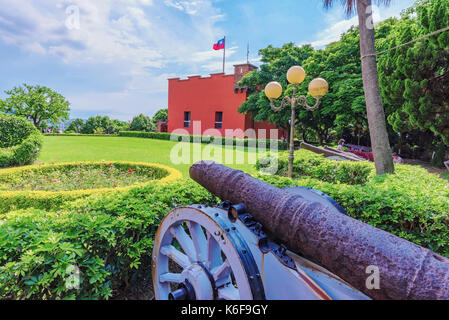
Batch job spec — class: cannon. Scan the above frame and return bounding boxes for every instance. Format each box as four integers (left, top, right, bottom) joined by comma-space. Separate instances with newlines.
152, 162, 449, 300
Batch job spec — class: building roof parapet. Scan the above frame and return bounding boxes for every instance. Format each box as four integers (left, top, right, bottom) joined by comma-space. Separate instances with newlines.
169, 73, 234, 82
233, 63, 258, 69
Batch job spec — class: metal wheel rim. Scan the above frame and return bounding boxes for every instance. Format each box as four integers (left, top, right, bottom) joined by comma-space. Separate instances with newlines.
152, 206, 260, 300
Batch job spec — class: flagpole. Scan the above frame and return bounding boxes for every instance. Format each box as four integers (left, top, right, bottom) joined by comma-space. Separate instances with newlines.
223, 36, 226, 73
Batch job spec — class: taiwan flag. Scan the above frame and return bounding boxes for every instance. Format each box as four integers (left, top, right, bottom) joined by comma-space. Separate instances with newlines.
213, 38, 225, 50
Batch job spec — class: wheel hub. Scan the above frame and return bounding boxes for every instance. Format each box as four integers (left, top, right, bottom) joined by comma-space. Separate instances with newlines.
174, 263, 214, 300
153, 205, 265, 300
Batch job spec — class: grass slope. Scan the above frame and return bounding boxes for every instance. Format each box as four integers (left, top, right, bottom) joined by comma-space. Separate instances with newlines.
38, 136, 258, 176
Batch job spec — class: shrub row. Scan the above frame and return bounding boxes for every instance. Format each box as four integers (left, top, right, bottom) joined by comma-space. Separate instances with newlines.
257, 149, 373, 185
118, 131, 289, 150
0, 114, 43, 167
0, 179, 216, 299
0, 162, 182, 213
257, 150, 449, 258
44, 134, 119, 137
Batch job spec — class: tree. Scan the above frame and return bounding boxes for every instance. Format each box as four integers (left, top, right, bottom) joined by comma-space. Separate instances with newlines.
66, 118, 85, 133
300, 27, 368, 145
82, 116, 113, 134
378, 0, 449, 165
323, 0, 395, 175
0, 84, 70, 129
130, 114, 155, 132
238, 44, 316, 139
152, 108, 168, 123
111, 119, 130, 133
238, 38, 369, 145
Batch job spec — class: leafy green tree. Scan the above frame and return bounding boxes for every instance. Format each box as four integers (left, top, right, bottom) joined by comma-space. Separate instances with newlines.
111, 119, 130, 133
300, 27, 368, 144
238, 44, 315, 138
152, 109, 168, 122
378, 0, 449, 164
82, 116, 112, 134
0, 84, 70, 129
238, 36, 369, 145
130, 114, 155, 132
66, 118, 85, 133
323, 0, 395, 175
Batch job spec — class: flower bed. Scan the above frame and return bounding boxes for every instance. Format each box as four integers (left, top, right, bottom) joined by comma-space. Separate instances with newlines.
0, 161, 182, 213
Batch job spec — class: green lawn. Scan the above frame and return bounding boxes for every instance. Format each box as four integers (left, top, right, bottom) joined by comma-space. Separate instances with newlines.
38, 136, 260, 176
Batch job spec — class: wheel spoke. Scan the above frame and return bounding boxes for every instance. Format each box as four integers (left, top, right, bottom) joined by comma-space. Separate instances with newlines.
159, 273, 183, 284
217, 285, 240, 300
160, 245, 190, 269
212, 260, 231, 282
187, 221, 207, 262
206, 231, 222, 269
170, 225, 197, 262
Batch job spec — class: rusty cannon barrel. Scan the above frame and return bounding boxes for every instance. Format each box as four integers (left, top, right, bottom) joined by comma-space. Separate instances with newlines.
190, 161, 449, 300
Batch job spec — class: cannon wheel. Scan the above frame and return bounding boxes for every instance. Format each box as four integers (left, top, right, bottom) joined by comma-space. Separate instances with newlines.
152, 205, 265, 300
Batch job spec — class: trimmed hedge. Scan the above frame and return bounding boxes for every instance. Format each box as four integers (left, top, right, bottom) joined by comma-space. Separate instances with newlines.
257, 150, 449, 258
0, 162, 182, 213
257, 150, 373, 185
118, 131, 289, 150
44, 133, 119, 137
0, 114, 43, 167
0, 179, 217, 299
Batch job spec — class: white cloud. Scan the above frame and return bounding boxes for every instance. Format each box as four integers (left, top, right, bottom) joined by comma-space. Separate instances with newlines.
308, 2, 412, 48
163, 0, 208, 15
0, 0, 232, 119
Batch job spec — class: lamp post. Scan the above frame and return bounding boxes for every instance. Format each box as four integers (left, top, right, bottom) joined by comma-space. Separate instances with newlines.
264, 66, 329, 178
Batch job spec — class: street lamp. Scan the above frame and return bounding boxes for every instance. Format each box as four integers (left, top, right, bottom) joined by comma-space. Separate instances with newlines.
264, 66, 329, 178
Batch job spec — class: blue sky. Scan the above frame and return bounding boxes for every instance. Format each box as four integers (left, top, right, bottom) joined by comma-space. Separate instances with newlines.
0, 0, 416, 121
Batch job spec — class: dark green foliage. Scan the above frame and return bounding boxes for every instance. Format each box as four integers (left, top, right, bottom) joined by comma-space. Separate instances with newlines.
378, 0, 449, 152
0, 114, 43, 167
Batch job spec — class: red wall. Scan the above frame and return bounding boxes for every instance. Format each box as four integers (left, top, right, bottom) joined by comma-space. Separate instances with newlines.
168, 65, 284, 139
168, 73, 248, 138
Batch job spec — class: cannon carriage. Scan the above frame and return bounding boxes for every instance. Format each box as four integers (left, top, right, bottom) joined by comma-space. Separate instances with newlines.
152, 162, 449, 300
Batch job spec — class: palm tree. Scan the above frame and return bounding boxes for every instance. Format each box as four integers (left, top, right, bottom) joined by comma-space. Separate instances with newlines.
323, 0, 394, 174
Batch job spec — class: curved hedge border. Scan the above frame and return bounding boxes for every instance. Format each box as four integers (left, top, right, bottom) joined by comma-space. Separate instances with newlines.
0, 114, 43, 167
0, 161, 182, 213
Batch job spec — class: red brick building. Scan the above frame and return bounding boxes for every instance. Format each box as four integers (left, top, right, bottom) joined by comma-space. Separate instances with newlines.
167, 63, 284, 139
